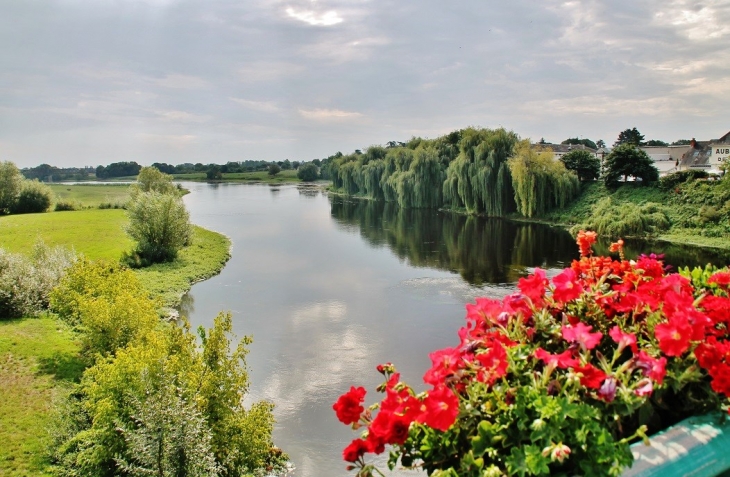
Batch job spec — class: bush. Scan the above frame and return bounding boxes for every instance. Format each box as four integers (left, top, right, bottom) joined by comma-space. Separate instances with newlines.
133, 166, 177, 194
0, 242, 77, 318
10, 179, 53, 214
50, 260, 159, 359
571, 197, 670, 238
297, 163, 319, 182
125, 191, 192, 265
659, 169, 709, 191
0, 161, 23, 214
268, 164, 281, 176
54, 199, 79, 211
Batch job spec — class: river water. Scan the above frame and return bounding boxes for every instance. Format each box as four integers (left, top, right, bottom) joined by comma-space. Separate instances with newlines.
180, 182, 730, 477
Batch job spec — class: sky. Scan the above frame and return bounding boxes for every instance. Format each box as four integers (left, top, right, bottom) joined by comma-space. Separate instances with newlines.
1, 0, 729, 168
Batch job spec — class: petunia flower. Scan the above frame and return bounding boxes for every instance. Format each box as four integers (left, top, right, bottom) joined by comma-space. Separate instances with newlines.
562, 322, 603, 351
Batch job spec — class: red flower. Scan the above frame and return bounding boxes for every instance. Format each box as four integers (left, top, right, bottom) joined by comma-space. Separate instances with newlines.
534, 348, 579, 369
417, 385, 459, 432
343, 438, 369, 462
654, 316, 692, 357
609, 326, 637, 354
518, 268, 548, 304
562, 322, 603, 351
552, 268, 584, 303
423, 347, 462, 386
576, 230, 597, 257
333, 386, 367, 425
574, 364, 607, 389
708, 271, 730, 288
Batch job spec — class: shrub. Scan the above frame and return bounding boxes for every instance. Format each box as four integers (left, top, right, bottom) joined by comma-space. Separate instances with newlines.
659, 169, 709, 191
0, 161, 23, 214
0, 242, 77, 318
268, 164, 281, 176
571, 198, 670, 238
54, 199, 79, 211
133, 166, 178, 195
11, 179, 53, 214
125, 191, 192, 264
50, 260, 159, 357
297, 163, 319, 182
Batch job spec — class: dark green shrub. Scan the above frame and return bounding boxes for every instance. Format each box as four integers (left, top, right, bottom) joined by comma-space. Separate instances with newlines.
659, 169, 709, 191
297, 163, 319, 182
11, 179, 52, 214
54, 200, 78, 211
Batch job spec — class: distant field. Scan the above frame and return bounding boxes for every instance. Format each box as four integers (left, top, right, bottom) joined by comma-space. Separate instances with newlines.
173, 169, 301, 183
49, 183, 131, 208
0, 209, 131, 261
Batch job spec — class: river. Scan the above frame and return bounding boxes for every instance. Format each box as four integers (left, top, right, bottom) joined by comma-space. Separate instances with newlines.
180, 182, 729, 477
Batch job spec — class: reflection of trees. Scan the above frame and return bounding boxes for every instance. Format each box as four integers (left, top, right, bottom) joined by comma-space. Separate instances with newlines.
177, 292, 195, 320
330, 197, 577, 285
297, 185, 320, 198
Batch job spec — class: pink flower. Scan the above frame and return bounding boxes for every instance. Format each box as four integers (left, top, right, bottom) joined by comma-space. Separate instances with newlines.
609, 326, 637, 354
634, 351, 667, 385
533, 348, 579, 369
597, 376, 618, 402
562, 322, 603, 351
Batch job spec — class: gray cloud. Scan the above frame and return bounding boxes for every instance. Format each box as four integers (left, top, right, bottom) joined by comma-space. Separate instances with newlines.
1, 0, 729, 167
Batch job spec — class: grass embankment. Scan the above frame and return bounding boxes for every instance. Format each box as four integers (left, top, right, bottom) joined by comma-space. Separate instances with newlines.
0, 185, 230, 476
172, 169, 301, 183
0, 316, 81, 476
539, 180, 730, 251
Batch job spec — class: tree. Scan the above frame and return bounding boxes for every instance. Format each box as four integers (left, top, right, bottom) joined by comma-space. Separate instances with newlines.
206, 165, 222, 180
614, 127, 645, 147
672, 139, 692, 146
268, 164, 281, 176
596, 139, 606, 148
297, 163, 319, 182
292, 161, 300, 169
0, 161, 23, 214
561, 137, 597, 150
125, 191, 192, 264
602, 144, 659, 187
134, 166, 177, 194
281, 159, 292, 170
644, 139, 669, 147
560, 150, 601, 182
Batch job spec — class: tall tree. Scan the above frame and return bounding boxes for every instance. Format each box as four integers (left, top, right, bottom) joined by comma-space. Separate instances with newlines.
0, 161, 23, 214
560, 150, 601, 182
602, 144, 659, 187
596, 139, 606, 148
614, 128, 645, 147
561, 137, 597, 150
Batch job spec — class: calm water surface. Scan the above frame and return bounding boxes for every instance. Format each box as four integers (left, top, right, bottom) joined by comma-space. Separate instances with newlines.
181, 182, 730, 477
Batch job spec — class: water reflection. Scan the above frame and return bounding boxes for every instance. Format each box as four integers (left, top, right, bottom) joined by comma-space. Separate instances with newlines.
329, 197, 578, 284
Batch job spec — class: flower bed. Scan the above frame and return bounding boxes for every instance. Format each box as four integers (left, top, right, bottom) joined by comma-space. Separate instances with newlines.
334, 232, 730, 476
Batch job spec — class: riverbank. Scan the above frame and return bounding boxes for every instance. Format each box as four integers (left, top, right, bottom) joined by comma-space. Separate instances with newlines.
0, 190, 231, 475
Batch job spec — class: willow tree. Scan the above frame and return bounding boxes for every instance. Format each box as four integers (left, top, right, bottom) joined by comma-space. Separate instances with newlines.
508, 140, 580, 218
442, 128, 518, 215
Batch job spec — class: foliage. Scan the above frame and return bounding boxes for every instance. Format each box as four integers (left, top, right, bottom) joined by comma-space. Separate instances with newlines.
133, 166, 177, 195
268, 164, 281, 176
671, 139, 692, 146
614, 127, 645, 147
297, 163, 319, 182
571, 198, 670, 238
658, 169, 709, 191
560, 149, 601, 182
125, 191, 192, 265
11, 179, 53, 214
644, 139, 669, 147
508, 141, 580, 217
335, 233, 730, 476
0, 161, 23, 214
561, 137, 597, 150
96, 161, 142, 179
602, 144, 659, 188
0, 242, 77, 318
50, 260, 159, 358
207, 165, 223, 180
54, 200, 80, 211
51, 313, 286, 477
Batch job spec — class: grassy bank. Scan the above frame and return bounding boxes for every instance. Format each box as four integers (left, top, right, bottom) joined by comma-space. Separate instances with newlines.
0, 315, 82, 476
172, 169, 301, 183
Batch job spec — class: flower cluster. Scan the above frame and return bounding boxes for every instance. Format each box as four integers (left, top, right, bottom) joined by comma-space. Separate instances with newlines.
334, 231, 730, 476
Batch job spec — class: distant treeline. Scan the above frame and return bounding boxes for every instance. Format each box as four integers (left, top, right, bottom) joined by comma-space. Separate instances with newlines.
321, 127, 580, 217
21, 164, 95, 182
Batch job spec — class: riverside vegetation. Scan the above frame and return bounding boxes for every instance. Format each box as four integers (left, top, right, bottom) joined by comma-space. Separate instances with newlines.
0, 165, 285, 476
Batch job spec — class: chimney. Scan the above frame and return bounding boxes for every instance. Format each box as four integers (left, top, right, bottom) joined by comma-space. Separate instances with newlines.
690, 138, 697, 148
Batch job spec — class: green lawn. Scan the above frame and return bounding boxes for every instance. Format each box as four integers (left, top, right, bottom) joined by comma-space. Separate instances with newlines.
0, 315, 82, 476
48, 184, 131, 208
0, 209, 131, 261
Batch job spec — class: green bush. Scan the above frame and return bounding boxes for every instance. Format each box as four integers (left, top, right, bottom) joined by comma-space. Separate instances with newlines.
0, 242, 77, 318
11, 179, 53, 214
125, 191, 192, 265
659, 169, 709, 191
571, 198, 671, 238
54, 199, 79, 211
297, 163, 319, 182
0, 161, 23, 214
133, 166, 177, 194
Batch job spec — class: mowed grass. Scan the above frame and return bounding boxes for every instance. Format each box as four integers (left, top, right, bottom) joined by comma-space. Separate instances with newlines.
48, 184, 131, 208
0, 315, 82, 476
0, 209, 131, 261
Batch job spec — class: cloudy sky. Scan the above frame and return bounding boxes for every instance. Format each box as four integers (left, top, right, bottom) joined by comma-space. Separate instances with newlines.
1, 0, 729, 168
